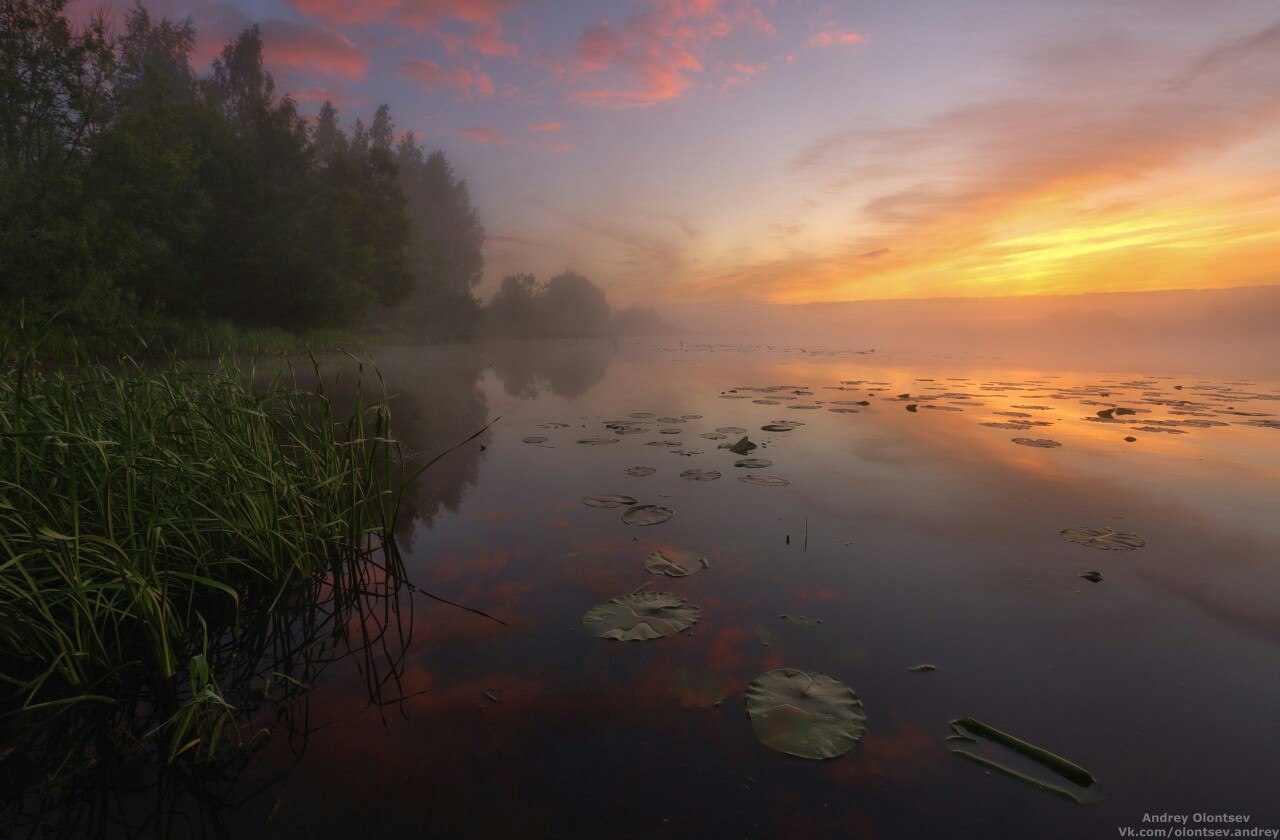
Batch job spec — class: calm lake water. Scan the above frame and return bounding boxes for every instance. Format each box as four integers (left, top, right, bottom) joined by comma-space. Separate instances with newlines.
65, 340, 1280, 837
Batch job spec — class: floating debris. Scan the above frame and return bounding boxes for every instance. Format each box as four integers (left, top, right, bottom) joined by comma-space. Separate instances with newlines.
739, 475, 791, 488
1059, 526, 1147, 550
581, 494, 637, 509
644, 550, 709, 577
945, 717, 1100, 803
623, 504, 676, 526
679, 469, 722, 482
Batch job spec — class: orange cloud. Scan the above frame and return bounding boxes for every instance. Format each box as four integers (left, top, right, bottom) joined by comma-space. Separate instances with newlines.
400, 59, 495, 99
680, 18, 1280, 303
457, 125, 517, 145
259, 18, 369, 78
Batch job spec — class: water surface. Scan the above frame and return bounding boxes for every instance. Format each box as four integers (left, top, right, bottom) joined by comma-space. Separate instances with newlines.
99, 340, 1280, 837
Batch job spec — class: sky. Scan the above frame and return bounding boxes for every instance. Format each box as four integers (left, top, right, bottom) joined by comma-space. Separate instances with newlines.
74, 0, 1280, 304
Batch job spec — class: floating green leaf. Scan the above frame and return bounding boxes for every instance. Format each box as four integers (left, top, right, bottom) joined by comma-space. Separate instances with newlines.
739, 475, 790, 487
746, 669, 867, 759
581, 494, 637, 509
623, 504, 675, 526
1079, 571, 1103, 583
1059, 526, 1146, 550
728, 436, 757, 455
734, 458, 772, 469
644, 549, 709, 577
582, 591, 700, 640
945, 717, 1100, 803
716, 426, 746, 434
679, 468, 722, 481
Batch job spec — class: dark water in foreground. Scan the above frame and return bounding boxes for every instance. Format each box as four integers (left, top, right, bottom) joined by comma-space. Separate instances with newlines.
61, 341, 1280, 837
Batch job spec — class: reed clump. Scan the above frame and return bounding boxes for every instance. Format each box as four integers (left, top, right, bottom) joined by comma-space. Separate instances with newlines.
0, 345, 408, 762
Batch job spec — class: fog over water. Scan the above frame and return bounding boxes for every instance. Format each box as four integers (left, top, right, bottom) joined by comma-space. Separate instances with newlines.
662, 285, 1280, 378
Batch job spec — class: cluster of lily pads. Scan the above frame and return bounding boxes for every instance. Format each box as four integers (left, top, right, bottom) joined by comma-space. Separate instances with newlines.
522, 374, 1171, 780
713, 371, 1279, 452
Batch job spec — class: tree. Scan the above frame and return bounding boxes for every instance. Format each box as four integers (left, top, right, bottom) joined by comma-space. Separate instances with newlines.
379, 128, 485, 337
312, 99, 345, 163
537, 270, 610, 336
0, 0, 122, 325
487, 273, 539, 337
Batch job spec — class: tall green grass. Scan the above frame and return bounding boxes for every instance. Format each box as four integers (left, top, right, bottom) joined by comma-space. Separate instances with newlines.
0, 342, 414, 768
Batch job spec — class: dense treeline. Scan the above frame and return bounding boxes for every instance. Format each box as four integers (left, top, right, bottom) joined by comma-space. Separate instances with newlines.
0, 0, 484, 337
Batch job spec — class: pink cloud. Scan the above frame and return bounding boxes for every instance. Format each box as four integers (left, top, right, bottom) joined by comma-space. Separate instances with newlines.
808, 29, 868, 48
457, 125, 517, 144
285, 0, 522, 56
568, 0, 777, 108
400, 59, 495, 99
525, 121, 566, 132
258, 18, 369, 78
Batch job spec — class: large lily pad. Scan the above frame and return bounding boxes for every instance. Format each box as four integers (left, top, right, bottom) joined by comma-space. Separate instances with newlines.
739, 475, 790, 487
625, 466, 656, 477
582, 591, 700, 640
623, 504, 675, 526
746, 669, 867, 759
734, 458, 772, 469
761, 422, 799, 432
679, 468, 722, 482
1059, 526, 1146, 550
577, 436, 619, 446
716, 426, 746, 434
582, 494, 637, 509
644, 549, 709, 577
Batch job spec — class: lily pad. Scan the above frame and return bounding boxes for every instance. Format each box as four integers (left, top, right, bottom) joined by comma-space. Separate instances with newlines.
739, 475, 790, 488
945, 717, 1100, 803
700, 432, 727, 440
734, 458, 772, 469
577, 436, 619, 446
623, 504, 675, 526
716, 426, 746, 434
761, 422, 798, 432
728, 436, 757, 455
1080, 571, 1103, 583
679, 469, 722, 482
522, 436, 549, 444
644, 549, 709, 577
746, 669, 867, 759
1059, 526, 1146, 550
625, 466, 656, 477
1012, 438, 1062, 448
629, 412, 655, 419
582, 591, 700, 641
581, 494, 637, 509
